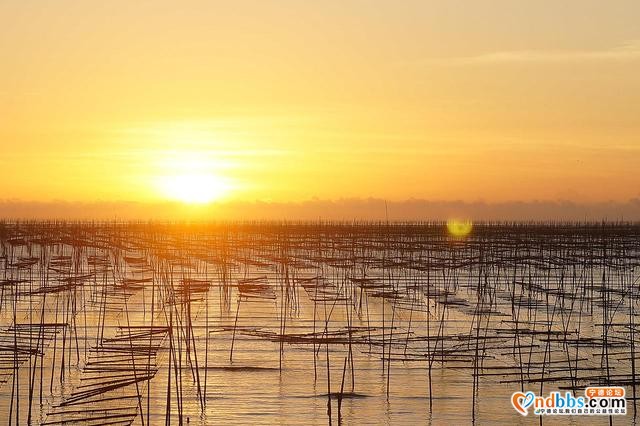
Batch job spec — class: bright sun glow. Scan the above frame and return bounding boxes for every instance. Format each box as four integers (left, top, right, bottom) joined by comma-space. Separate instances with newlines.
154, 151, 233, 204
159, 173, 230, 204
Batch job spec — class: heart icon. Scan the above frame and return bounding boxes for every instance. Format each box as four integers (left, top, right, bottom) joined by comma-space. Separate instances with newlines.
522, 391, 535, 408
511, 391, 535, 416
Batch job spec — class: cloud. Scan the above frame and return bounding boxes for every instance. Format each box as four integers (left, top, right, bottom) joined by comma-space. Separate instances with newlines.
1, 198, 639, 221
434, 40, 640, 65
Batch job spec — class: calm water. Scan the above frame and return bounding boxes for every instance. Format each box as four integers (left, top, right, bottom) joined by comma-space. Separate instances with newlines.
0, 222, 638, 425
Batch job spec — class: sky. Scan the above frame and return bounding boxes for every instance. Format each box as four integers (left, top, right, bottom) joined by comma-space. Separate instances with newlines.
1, 1, 640, 219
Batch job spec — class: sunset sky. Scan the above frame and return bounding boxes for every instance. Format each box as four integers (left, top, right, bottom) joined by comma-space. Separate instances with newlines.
2, 1, 640, 218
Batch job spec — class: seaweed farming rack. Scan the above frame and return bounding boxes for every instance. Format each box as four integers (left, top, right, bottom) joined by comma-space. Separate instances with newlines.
0, 221, 638, 424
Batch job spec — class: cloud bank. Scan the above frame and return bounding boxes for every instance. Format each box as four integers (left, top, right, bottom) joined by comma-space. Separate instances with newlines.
1, 198, 639, 222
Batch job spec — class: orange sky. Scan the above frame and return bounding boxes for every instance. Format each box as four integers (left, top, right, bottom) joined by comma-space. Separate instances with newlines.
1, 1, 640, 215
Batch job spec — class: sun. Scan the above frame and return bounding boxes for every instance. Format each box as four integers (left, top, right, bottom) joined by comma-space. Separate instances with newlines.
153, 152, 233, 204
158, 172, 230, 204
